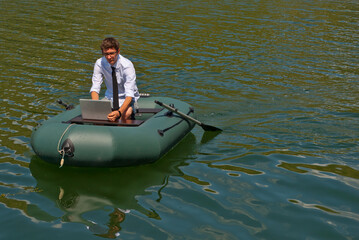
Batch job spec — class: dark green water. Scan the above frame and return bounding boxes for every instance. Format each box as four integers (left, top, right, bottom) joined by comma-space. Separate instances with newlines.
1, 0, 358, 239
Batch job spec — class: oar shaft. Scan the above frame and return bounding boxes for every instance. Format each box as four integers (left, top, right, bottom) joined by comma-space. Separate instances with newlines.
155, 100, 201, 125
155, 100, 222, 132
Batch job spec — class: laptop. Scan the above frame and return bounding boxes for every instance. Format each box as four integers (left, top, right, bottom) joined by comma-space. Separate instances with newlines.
80, 99, 113, 120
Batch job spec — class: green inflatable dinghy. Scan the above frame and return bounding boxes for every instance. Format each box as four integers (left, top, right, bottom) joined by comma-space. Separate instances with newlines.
31, 96, 195, 167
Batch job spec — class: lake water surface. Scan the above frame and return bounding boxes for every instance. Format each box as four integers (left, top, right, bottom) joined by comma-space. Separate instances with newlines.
1, 0, 358, 239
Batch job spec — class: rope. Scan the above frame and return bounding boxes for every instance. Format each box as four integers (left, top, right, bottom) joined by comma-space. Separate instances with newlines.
57, 123, 75, 168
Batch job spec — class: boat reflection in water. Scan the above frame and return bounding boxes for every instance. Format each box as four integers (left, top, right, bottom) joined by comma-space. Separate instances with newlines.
29, 133, 197, 238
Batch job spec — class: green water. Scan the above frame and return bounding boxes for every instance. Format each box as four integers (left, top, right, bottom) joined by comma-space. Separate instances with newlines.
1, 0, 358, 239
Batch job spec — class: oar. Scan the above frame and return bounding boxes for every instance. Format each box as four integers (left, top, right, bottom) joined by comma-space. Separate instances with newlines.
57, 99, 74, 110
154, 100, 222, 132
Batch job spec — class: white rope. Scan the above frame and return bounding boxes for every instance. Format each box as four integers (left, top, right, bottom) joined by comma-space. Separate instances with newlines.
57, 123, 75, 168
60, 150, 65, 168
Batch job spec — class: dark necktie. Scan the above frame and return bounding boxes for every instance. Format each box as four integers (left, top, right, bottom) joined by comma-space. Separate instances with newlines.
111, 66, 119, 110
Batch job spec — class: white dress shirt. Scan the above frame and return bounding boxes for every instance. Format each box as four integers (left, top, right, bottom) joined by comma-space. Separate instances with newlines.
90, 54, 140, 106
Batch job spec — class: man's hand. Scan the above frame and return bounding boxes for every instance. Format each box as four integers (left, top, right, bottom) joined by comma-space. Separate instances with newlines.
107, 111, 121, 122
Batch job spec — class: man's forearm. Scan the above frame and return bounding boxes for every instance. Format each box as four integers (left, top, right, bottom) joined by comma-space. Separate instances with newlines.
119, 96, 133, 114
91, 91, 99, 100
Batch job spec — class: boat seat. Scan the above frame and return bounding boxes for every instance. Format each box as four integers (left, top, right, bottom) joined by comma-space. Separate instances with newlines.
65, 108, 162, 126
67, 115, 144, 127
136, 108, 162, 114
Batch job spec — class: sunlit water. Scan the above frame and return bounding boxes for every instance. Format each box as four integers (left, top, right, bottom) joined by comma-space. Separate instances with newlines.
1, 0, 358, 239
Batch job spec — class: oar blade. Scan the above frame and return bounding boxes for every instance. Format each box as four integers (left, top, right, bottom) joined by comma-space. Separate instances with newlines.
201, 123, 222, 132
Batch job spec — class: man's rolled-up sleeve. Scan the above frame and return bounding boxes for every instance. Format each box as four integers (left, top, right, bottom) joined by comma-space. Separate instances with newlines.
90, 60, 103, 94
123, 62, 137, 98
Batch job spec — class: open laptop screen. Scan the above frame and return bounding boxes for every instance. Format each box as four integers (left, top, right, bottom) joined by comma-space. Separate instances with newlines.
79, 99, 113, 120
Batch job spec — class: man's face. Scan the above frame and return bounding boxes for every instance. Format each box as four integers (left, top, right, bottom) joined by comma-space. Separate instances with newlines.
103, 48, 119, 65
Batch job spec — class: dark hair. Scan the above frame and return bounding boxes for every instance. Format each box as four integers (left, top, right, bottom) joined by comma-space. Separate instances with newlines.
101, 37, 120, 52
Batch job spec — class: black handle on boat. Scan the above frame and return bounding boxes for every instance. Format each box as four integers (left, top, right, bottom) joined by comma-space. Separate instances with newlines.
154, 100, 222, 132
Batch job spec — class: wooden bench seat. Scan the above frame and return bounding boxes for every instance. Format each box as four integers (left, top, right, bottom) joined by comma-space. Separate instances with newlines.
136, 108, 162, 114
67, 115, 144, 126
65, 108, 162, 126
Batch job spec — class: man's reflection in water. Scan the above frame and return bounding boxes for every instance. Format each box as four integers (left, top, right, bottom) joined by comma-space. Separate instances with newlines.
58, 187, 129, 238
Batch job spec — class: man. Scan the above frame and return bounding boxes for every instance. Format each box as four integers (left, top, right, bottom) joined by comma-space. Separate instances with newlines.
90, 37, 140, 121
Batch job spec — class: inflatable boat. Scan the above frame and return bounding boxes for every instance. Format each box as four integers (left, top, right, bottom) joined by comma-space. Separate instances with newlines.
31, 96, 196, 167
